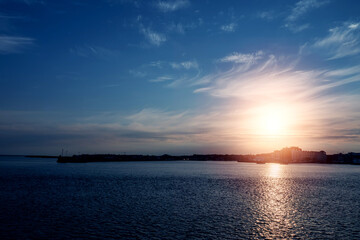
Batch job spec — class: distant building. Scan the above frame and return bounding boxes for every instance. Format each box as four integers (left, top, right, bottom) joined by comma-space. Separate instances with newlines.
272, 147, 326, 163
252, 147, 360, 164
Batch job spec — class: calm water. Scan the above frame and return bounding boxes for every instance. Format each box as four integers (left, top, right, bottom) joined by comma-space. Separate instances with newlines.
1, 156, 360, 239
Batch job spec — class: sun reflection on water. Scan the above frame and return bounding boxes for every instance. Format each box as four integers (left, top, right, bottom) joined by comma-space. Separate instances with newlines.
251, 163, 297, 238
267, 163, 283, 178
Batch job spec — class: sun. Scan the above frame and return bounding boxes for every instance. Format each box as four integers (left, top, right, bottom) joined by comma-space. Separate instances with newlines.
264, 114, 284, 135
254, 104, 292, 136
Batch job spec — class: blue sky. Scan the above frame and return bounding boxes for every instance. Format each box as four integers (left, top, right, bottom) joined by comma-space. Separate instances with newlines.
1, 0, 360, 155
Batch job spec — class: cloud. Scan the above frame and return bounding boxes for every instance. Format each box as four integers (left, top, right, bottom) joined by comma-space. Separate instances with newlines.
130, 59, 200, 88
146, 60, 166, 68
2, 71, 360, 155
284, 0, 328, 32
196, 54, 296, 99
200, 52, 358, 102
129, 69, 147, 78
195, 52, 360, 101
220, 23, 237, 32
0, 35, 34, 54
3, 91, 360, 155
0, 108, 220, 154
140, 27, 167, 46
284, 23, 310, 33
149, 76, 173, 82
155, 0, 190, 12
323, 65, 360, 78
0, 13, 24, 20
286, 0, 328, 22
193, 87, 212, 93
170, 60, 198, 70
107, 0, 142, 7
312, 21, 360, 59
257, 11, 275, 21
167, 22, 185, 34
187, 51, 360, 152
219, 51, 264, 64
166, 19, 203, 34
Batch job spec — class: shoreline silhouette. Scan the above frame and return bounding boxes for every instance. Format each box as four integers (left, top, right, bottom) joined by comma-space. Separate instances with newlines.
39, 147, 360, 164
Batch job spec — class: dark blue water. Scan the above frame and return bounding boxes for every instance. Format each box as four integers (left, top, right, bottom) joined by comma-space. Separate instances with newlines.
1, 156, 360, 239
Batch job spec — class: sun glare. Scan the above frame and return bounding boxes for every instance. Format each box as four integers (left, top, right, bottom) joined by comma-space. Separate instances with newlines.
264, 112, 285, 135
253, 104, 293, 137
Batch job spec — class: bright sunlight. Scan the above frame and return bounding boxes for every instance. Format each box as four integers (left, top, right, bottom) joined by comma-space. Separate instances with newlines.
253, 104, 294, 137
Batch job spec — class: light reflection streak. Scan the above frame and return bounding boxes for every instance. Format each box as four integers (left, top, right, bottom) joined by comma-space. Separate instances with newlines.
252, 164, 297, 238
267, 163, 282, 178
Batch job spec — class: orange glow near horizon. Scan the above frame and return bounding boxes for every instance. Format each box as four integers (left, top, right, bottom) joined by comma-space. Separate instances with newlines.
224, 69, 330, 153
231, 101, 304, 153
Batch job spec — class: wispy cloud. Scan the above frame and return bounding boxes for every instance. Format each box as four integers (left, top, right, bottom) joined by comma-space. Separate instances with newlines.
285, 0, 328, 32
107, 0, 142, 8
0, 35, 34, 54
0, 13, 24, 20
285, 23, 310, 33
140, 26, 167, 46
170, 60, 198, 70
220, 23, 237, 32
196, 52, 360, 101
137, 59, 199, 71
167, 22, 185, 34
149, 76, 173, 82
219, 51, 264, 64
155, 0, 190, 12
312, 21, 360, 59
166, 19, 203, 34
3, 90, 359, 155
257, 11, 275, 21
187, 51, 360, 151
0, 109, 216, 154
148, 60, 165, 68
130, 59, 200, 87
323, 65, 360, 77
286, 0, 328, 22
129, 69, 147, 78
197, 54, 297, 99
2, 71, 360, 155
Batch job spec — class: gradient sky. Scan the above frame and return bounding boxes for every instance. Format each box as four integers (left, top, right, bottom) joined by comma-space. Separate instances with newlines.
1, 0, 360, 155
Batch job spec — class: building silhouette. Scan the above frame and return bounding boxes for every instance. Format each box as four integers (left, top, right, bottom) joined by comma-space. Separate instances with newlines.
254, 147, 326, 163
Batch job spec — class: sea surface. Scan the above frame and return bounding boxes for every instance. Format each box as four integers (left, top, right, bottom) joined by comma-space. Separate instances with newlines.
1, 156, 360, 239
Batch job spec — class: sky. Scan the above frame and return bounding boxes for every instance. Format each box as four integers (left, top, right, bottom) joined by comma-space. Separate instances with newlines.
0, 0, 360, 155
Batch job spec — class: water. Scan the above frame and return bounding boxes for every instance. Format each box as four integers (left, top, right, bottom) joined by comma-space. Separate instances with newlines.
1, 156, 360, 239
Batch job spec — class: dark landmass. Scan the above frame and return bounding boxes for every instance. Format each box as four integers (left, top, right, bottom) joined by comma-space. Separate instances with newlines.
56, 147, 360, 164
57, 154, 252, 163
26, 155, 58, 159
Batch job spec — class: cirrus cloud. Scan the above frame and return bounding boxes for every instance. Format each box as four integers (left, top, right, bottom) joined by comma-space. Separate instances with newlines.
219, 51, 264, 64
140, 27, 167, 46
155, 0, 190, 12
0, 35, 34, 54
313, 21, 360, 59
